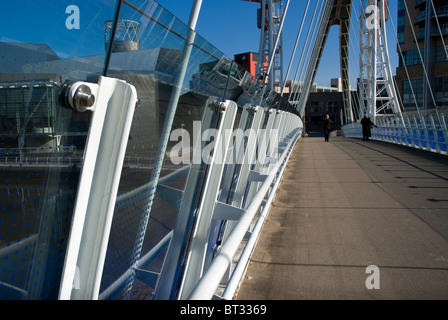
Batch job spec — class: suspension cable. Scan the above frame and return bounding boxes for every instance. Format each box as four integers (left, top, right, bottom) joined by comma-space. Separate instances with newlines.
385, 2, 422, 117
290, 0, 324, 104
403, 0, 438, 110
281, 0, 311, 95
264, 0, 290, 87
430, 0, 448, 61
345, 2, 363, 121
288, 0, 321, 103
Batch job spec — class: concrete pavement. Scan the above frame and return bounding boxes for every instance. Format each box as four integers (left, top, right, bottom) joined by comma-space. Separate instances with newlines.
236, 136, 448, 299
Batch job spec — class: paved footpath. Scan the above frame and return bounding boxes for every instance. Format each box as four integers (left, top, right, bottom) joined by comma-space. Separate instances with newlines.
236, 136, 448, 299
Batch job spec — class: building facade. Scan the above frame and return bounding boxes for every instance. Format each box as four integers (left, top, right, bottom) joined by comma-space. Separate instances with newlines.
304, 91, 344, 133
234, 52, 268, 78
395, 0, 448, 111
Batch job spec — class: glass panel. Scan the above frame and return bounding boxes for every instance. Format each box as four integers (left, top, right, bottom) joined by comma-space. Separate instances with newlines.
1, 0, 296, 300
97, 0, 295, 300
0, 0, 117, 299
98, 0, 220, 300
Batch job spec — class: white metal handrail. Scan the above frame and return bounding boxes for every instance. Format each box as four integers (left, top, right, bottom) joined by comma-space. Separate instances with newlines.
93, 99, 303, 300
188, 114, 302, 300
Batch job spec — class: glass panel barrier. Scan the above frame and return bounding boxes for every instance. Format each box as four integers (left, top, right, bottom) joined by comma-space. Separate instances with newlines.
99, 0, 227, 300
1, 0, 298, 300
0, 0, 117, 299
97, 0, 298, 300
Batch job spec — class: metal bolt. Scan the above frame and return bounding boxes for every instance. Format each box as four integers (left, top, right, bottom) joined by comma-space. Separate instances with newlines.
210, 101, 226, 113
217, 102, 226, 113
58, 81, 74, 109
58, 81, 96, 112
249, 106, 258, 114
73, 85, 95, 112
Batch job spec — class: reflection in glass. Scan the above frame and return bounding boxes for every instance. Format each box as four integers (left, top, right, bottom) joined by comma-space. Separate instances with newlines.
98, 0, 296, 300
0, 0, 116, 299
0, 0, 296, 300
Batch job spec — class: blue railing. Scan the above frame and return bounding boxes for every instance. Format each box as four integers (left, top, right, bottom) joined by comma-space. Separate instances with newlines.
342, 109, 448, 155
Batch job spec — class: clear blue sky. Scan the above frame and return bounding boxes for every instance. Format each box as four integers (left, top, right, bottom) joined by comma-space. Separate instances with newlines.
156, 0, 399, 87
0, 0, 399, 87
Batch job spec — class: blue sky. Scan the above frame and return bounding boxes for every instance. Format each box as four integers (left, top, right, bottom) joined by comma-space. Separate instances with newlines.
156, 0, 399, 87
0, 0, 116, 58
0, 0, 399, 87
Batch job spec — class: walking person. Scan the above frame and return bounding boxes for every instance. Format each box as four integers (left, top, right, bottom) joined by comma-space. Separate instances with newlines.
360, 114, 377, 141
323, 114, 332, 142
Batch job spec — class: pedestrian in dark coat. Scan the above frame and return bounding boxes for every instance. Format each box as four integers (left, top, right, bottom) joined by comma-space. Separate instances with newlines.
323, 114, 332, 142
360, 115, 377, 141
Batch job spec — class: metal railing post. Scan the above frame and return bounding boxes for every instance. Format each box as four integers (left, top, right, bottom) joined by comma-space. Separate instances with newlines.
178, 100, 238, 300
59, 77, 138, 300
188, 115, 302, 300
429, 114, 440, 153
441, 114, 448, 152
214, 104, 265, 285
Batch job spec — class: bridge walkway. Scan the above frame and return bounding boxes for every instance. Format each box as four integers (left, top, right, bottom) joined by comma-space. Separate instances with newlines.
236, 135, 448, 299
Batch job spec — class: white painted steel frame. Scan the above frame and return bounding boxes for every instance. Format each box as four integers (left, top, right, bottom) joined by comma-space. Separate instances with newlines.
146, 99, 302, 300
153, 97, 222, 300
178, 100, 238, 299
214, 104, 266, 284
255, 0, 285, 89
218, 103, 254, 206
244, 109, 282, 208
188, 112, 302, 300
359, 0, 403, 119
230, 105, 266, 209
58, 85, 302, 300
296, 0, 334, 117
221, 122, 297, 300
59, 76, 138, 300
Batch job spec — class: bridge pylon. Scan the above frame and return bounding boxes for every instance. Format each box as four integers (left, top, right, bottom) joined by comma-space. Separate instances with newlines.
359, 0, 403, 119
242, 0, 285, 90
